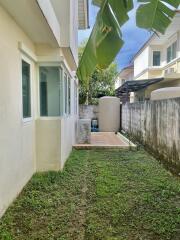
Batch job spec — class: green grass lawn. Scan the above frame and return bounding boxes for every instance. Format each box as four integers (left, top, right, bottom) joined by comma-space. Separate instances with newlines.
0, 149, 180, 240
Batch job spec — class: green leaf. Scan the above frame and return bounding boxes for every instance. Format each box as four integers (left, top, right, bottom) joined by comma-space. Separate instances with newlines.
92, 0, 104, 7
136, 0, 180, 34
77, 0, 133, 83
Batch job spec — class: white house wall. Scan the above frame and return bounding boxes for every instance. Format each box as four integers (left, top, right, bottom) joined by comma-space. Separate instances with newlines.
0, 3, 79, 217
70, 0, 79, 65
134, 46, 150, 78
0, 5, 36, 217
134, 14, 180, 80
50, 0, 79, 66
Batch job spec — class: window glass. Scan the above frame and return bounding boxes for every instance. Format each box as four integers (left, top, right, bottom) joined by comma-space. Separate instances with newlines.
167, 41, 177, 63
22, 60, 31, 118
59, 67, 64, 116
172, 42, 177, 60
153, 51, 161, 66
39, 67, 61, 117
167, 46, 171, 63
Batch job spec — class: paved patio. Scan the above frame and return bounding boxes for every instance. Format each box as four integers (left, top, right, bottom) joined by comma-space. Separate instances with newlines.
73, 132, 135, 149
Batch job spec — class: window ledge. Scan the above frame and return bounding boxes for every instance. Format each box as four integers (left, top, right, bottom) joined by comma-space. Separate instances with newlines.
38, 117, 63, 121
23, 117, 33, 124
149, 66, 163, 70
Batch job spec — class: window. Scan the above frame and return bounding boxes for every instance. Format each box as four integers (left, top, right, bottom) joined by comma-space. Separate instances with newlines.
59, 67, 64, 116
64, 73, 68, 115
40, 72, 47, 116
22, 60, 31, 118
68, 77, 71, 115
39, 67, 61, 117
74, 83, 78, 115
167, 41, 177, 63
153, 51, 161, 66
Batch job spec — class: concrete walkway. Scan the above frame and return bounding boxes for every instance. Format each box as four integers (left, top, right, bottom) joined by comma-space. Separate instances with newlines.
73, 132, 135, 149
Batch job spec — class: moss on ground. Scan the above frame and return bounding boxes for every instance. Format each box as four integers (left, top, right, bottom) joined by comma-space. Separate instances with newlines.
0, 149, 180, 240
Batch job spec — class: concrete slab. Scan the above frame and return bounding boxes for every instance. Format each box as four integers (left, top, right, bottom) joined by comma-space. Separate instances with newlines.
73, 132, 136, 150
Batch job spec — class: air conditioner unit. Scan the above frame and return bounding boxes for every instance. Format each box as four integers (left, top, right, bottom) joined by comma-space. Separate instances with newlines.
165, 67, 176, 75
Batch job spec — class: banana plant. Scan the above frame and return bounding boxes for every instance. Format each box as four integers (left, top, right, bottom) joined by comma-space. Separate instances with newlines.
77, 0, 180, 83
136, 0, 180, 33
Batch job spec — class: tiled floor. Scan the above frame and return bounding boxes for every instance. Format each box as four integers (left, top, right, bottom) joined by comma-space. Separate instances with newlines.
73, 132, 135, 149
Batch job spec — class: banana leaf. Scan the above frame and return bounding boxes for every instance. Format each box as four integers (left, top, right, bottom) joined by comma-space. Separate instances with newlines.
136, 0, 180, 34
77, 0, 133, 83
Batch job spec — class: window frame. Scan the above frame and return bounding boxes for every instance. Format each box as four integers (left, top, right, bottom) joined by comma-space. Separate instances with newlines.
152, 50, 161, 67
59, 67, 64, 117
64, 72, 68, 116
68, 76, 71, 115
21, 56, 33, 123
167, 41, 177, 63
39, 70, 48, 117
39, 65, 63, 118
38, 63, 72, 119
74, 81, 78, 115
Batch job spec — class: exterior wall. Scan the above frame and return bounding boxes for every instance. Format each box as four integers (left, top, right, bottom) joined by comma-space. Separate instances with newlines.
0, 3, 80, 217
134, 46, 149, 78
36, 119, 61, 171
134, 15, 180, 80
50, 0, 79, 66
135, 78, 180, 101
0, 5, 36, 217
70, 0, 78, 64
115, 67, 134, 89
79, 105, 99, 120
148, 69, 163, 79
122, 99, 180, 174
146, 79, 180, 97
135, 71, 149, 80
158, 33, 179, 68
115, 78, 123, 89
60, 116, 77, 168
36, 116, 77, 171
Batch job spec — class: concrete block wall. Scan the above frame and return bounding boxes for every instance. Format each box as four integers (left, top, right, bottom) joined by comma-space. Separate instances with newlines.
122, 98, 180, 174
79, 105, 99, 120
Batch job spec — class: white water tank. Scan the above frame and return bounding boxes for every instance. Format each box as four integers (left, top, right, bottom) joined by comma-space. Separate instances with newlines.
99, 96, 120, 132
151, 87, 180, 100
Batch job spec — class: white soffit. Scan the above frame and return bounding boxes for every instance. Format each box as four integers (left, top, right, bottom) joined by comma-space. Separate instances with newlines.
0, 0, 59, 47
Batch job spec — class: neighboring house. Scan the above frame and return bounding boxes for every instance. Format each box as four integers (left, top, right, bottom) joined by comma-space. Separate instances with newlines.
116, 12, 180, 102
115, 65, 134, 89
115, 65, 134, 103
133, 11, 180, 101
0, 0, 89, 217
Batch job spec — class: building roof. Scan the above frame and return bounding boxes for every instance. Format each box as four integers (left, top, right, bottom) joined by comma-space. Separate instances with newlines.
115, 78, 164, 97
117, 64, 134, 80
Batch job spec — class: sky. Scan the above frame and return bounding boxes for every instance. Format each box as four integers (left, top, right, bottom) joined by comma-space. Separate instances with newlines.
78, 0, 152, 71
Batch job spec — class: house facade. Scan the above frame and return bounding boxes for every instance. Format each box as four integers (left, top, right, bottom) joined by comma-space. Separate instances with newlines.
115, 65, 134, 103
0, 0, 88, 217
133, 12, 180, 101
115, 65, 134, 89
116, 12, 180, 102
